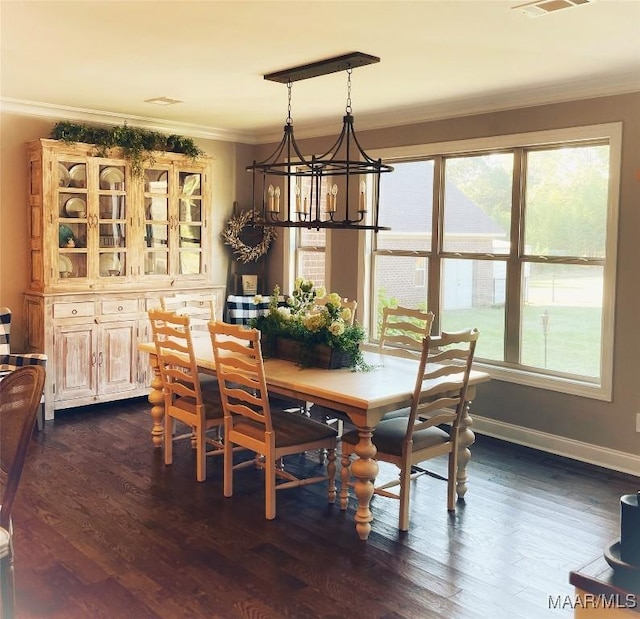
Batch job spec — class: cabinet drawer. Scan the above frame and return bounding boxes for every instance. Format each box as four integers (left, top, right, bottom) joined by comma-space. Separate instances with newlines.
145, 298, 162, 311
101, 299, 139, 315
53, 301, 95, 319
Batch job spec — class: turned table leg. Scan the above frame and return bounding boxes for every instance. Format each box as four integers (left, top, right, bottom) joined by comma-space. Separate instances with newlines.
348, 427, 379, 541
456, 399, 475, 499
147, 353, 165, 448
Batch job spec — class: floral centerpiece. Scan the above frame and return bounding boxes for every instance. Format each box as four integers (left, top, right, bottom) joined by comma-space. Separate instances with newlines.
250, 279, 367, 370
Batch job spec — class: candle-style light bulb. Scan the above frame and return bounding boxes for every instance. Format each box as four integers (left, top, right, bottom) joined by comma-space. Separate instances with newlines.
295, 184, 302, 213
358, 180, 367, 213
267, 185, 276, 212
328, 184, 338, 212
274, 186, 280, 212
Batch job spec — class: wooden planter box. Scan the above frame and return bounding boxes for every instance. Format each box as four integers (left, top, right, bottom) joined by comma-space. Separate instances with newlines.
264, 336, 353, 369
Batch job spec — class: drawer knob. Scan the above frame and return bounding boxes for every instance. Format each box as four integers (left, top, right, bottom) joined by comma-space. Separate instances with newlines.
72, 309, 78, 315
118, 305, 123, 312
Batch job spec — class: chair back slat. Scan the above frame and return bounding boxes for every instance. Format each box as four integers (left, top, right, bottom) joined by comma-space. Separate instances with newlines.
148, 309, 204, 412
405, 328, 479, 440
379, 307, 434, 356
209, 322, 273, 431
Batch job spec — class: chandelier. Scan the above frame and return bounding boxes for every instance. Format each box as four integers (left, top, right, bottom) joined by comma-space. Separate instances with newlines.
247, 52, 394, 231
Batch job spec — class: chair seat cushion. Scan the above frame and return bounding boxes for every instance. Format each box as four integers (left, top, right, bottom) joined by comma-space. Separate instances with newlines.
342, 417, 449, 456
233, 409, 337, 448
380, 407, 410, 421
174, 380, 224, 420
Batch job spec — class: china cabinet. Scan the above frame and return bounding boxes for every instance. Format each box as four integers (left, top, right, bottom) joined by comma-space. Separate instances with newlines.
23, 139, 224, 418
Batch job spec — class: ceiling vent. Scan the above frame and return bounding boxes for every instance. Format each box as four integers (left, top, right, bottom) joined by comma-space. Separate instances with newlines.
144, 97, 183, 106
513, 0, 595, 17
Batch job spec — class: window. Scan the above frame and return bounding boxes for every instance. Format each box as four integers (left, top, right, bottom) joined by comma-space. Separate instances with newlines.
370, 124, 620, 399
292, 175, 328, 288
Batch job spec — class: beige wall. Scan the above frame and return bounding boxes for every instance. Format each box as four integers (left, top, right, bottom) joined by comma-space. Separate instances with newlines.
261, 92, 640, 461
2, 92, 639, 463
0, 112, 252, 349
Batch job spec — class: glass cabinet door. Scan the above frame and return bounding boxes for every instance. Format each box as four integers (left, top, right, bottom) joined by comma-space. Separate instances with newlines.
143, 168, 170, 275
97, 164, 127, 278
57, 160, 88, 280
177, 171, 203, 275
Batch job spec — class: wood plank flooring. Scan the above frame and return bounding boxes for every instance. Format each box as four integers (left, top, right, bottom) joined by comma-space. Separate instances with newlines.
11, 398, 639, 618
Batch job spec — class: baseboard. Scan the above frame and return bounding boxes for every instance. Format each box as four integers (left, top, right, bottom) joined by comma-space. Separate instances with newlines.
471, 415, 640, 477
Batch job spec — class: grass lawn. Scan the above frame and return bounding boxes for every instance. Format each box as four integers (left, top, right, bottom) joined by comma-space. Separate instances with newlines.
443, 304, 601, 378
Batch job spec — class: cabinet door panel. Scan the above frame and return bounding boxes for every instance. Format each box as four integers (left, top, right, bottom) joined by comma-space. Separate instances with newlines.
54, 324, 96, 401
99, 321, 138, 395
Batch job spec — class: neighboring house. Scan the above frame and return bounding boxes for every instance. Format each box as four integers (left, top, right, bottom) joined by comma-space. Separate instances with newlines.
377, 161, 507, 310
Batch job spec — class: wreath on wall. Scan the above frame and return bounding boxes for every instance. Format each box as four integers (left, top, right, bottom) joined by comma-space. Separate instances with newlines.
221, 210, 277, 264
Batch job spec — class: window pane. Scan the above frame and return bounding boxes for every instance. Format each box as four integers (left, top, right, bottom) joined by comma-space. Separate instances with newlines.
299, 227, 325, 248
377, 160, 433, 251
372, 254, 428, 339
440, 258, 505, 362
297, 250, 325, 289
444, 153, 512, 254
524, 145, 609, 258
521, 262, 602, 378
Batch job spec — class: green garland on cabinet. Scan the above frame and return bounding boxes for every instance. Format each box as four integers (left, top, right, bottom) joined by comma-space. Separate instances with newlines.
50, 121, 204, 177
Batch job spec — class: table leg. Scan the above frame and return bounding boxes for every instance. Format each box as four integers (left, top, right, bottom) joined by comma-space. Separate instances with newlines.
348, 427, 379, 541
456, 399, 475, 498
147, 353, 165, 448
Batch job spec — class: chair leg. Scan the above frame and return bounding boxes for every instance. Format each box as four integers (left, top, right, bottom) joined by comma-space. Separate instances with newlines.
195, 423, 206, 482
223, 437, 233, 498
340, 451, 352, 510
326, 448, 336, 504
398, 461, 412, 532
265, 454, 276, 520
1, 552, 15, 619
36, 401, 44, 432
164, 414, 173, 466
447, 449, 458, 511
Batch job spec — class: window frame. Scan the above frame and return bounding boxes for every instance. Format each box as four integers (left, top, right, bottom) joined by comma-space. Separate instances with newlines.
368, 123, 621, 401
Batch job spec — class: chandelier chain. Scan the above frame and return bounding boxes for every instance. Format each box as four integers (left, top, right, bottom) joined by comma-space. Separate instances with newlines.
346, 68, 352, 114
287, 81, 293, 125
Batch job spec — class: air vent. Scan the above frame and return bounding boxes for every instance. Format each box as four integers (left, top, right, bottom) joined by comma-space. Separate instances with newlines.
513, 0, 595, 17
144, 97, 183, 106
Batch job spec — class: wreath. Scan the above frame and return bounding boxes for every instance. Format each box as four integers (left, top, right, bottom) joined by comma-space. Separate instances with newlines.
221, 210, 277, 264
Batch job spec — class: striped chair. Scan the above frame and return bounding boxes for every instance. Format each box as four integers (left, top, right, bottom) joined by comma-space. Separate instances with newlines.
0, 308, 47, 431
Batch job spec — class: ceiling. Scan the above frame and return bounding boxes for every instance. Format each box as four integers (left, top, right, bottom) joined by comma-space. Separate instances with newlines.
1, 0, 639, 144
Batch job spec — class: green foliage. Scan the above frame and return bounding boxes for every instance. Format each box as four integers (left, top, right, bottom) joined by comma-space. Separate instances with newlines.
50, 121, 204, 177
250, 281, 369, 371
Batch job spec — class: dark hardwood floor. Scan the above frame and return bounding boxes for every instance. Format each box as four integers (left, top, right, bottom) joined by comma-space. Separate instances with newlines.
12, 398, 639, 618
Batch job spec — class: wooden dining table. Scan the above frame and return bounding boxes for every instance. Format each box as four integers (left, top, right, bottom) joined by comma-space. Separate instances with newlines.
139, 337, 490, 541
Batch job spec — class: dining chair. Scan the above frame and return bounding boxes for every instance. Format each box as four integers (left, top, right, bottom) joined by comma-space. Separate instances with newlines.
0, 307, 47, 431
148, 309, 225, 482
340, 328, 479, 531
378, 306, 435, 357
160, 293, 217, 333
0, 365, 46, 619
310, 306, 434, 434
208, 321, 338, 520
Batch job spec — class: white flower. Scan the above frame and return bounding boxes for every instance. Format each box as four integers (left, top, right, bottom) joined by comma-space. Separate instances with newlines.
303, 313, 325, 332
253, 294, 263, 304
327, 292, 341, 307
294, 277, 303, 290
340, 307, 352, 322
277, 306, 292, 320
315, 286, 326, 299
329, 321, 345, 336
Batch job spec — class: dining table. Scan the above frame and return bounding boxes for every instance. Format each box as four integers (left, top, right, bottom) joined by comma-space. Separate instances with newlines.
139, 336, 490, 541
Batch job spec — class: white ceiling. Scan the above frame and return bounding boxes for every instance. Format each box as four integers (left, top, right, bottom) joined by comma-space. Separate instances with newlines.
1, 0, 639, 144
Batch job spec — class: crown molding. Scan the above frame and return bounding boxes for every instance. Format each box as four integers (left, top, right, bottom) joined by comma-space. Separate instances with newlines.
253, 74, 640, 144
0, 98, 259, 144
